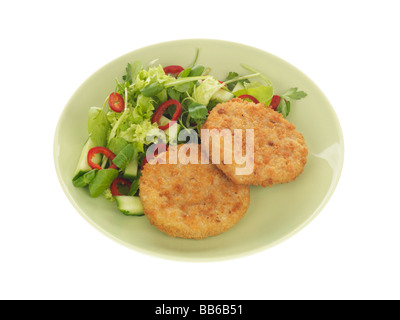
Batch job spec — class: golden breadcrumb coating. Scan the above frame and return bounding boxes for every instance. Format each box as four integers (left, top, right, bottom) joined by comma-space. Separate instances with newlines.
139, 144, 250, 239
202, 98, 308, 187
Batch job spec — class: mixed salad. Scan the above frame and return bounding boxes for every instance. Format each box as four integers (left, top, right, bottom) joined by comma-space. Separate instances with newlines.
72, 49, 307, 216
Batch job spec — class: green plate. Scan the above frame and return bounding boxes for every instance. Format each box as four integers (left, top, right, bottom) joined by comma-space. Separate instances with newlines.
54, 39, 344, 261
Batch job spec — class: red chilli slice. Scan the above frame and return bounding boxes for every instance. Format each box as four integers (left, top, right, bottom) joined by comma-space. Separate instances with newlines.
87, 147, 117, 170
270, 95, 281, 110
163, 65, 184, 77
151, 99, 183, 130
238, 94, 259, 104
108, 92, 125, 113
110, 177, 132, 196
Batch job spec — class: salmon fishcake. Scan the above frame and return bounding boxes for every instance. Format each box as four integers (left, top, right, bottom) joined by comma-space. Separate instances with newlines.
139, 144, 250, 239
202, 98, 308, 187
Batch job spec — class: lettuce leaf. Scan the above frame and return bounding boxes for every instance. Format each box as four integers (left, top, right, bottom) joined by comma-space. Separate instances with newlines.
281, 88, 307, 101
119, 120, 160, 153
130, 94, 155, 124
88, 107, 110, 147
192, 77, 222, 106
188, 102, 208, 122
72, 169, 97, 188
102, 188, 115, 202
107, 137, 129, 155
88, 168, 118, 198
112, 144, 136, 170
133, 65, 173, 92
277, 99, 291, 118
234, 81, 273, 105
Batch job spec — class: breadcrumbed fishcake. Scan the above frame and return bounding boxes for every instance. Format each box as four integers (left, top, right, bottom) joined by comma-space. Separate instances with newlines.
139, 144, 250, 239
202, 98, 308, 187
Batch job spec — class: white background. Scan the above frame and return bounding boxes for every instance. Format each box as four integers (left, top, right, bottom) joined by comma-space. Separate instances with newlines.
1, 0, 399, 300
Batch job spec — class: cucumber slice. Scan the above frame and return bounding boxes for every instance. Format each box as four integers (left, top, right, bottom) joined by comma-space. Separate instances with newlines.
211, 89, 235, 103
232, 82, 245, 93
73, 137, 101, 180
123, 153, 139, 179
114, 196, 144, 216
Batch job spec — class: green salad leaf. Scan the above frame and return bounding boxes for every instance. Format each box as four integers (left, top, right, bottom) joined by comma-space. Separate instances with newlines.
233, 81, 274, 104
173, 66, 202, 93
188, 102, 208, 123
129, 174, 141, 196
277, 99, 291, 118
88, 107, 110, 147
133, 65, 172, 92
156, 89, 168, 104
122, 63, 133, 83
281, 88, 308, 101
130, 94, 155, 124
120, 120, 160, 153
112, 144, 136, 170
189, 65, 205, 77
276, 88, 307, 117
102, 188, 115, 202
192, 77, 222, 106
175, 81, 194, 93
73, 169, 97, 188
178, 68, 192, 78
88, 168, 118, 198
107, 137, 129, 155
141, 82, 164, 97
107, 102, 131, 143
246, 82, 274, 104
167, 87, 182, 101
130, 61, 143, 85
